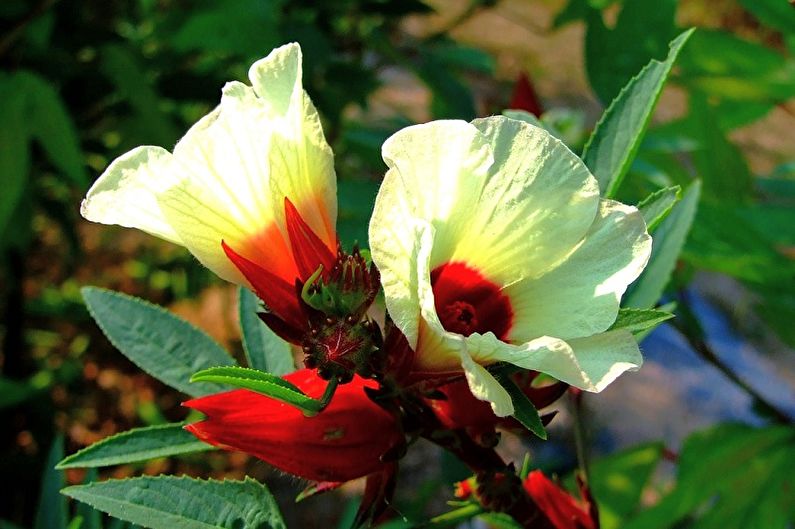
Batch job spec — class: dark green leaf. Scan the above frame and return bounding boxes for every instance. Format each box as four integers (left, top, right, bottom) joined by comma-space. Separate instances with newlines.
81, 287, 235, 397
624, 181, 700, 308
238, 287, 293, 375
494, 373, 546, 439
637, 185, 681, 231
62, 476, 286, 529
582, 30, 694, 198
585, 0, 678, 104
35, 436, 67, 529
738, 0, 795, 35
190, 366, 322, 414
0, 74, 30, 240
57, 423, 213, 469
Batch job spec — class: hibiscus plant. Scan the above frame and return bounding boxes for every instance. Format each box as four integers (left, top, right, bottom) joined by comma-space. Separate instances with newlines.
57, 32, 698, 529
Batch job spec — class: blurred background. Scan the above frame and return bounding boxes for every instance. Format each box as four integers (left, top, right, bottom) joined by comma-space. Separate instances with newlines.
1, 0, 794, 527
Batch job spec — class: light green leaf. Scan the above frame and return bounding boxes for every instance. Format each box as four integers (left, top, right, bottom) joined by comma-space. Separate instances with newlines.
62, 476, 286, 529
582, 29, 694, 198
81, 287, 235, 397
425, 504, 483, 527
637, 185, 681, 231
190, 366, 322, 414
57, 423, 214, 469
624, 181, 700, 309
35, 436, 67, 529
238, 287, 293, 375
494, 372, 547, 440
77, 469, 101, 529
610, 308, 674, 335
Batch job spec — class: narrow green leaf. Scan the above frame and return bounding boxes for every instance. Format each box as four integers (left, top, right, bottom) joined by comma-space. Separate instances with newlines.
637, 185, 681, 231
738, 0, 795, 36
57, 422, 214, 469
610, 308, 674, 334
424, 504, 483, 527
238, 287, 294, 375
624, 181, 700, 309
494, 374, 547, 440
62, 476, 286, 529
582, 29, 694, 198
190, 366, 322, 414
35, 435, 67, 529
81, 287, 235, 397
77, 469, 101, 529
0, 74, 30, 240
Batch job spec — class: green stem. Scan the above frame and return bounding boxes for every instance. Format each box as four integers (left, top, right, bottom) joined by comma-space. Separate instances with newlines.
570, 389, 590, 483
316, 377, 339, 411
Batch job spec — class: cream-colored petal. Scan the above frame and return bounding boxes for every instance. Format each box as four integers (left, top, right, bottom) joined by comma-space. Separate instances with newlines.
82, 43, 335, 286
458, 116, 600, 283
461, 329, 641, 393
379, 120, 494, 265
249, 43, 337, 247
507, 199, 652, 341
458, 345, 515, 417
80, 146, 182, 245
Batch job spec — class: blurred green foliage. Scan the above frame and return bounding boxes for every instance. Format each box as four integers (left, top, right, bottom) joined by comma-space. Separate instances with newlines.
1, 0, 794, 527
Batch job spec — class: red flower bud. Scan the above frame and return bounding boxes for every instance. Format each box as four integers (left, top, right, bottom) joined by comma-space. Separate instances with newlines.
184, 369, 403, 482
509, 72, 543, 117
524, 471, 598, 529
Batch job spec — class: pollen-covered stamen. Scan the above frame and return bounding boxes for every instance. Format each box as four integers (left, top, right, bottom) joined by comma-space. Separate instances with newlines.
431, 262, 513, 339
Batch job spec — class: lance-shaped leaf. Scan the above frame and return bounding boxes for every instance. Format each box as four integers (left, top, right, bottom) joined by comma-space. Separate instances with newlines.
238, 287, 294, 375
35, 436, 67, 529
82, 287, 235, 397
190, 366, 324, 414
624, 181, 701, 308
56, 423, 214, 469
582, 29, 694, 198
637, 185, 681, 231
610, 308, 674, 335
62, 476, 286, 529
494, 371, 547, 440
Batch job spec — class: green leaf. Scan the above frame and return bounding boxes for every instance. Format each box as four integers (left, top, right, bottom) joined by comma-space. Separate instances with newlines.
637, 186, 681, 231
56, 422, 214, 469
494, 373, 547, 439
0, 375, 38, 409
62, 476, 286, 529
424, 504, 483, 527
81, 287, 235, 397
738, 0, 795, 36
610, 308, 673, 335
582, 29, 694, 198
623, 425, 795, 529
584, 0, 678, 104
35, 436, 67, 529
336, 178, 382, 248
190, 366, 322, 414
624, 181, 700, 309
677, 30, 795, 104
77, 469, 101, 529
585, 443, 665, 529
22, 72, 88, 187
0, 74, 31, 240
238, 287, 293, 376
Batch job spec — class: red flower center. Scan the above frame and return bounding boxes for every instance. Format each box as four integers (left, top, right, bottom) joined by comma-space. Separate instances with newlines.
430, 262, 513, 339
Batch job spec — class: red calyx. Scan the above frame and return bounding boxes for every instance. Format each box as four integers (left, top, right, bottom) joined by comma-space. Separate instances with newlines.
524, 471, 598, 529
183, 369, 403, 483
